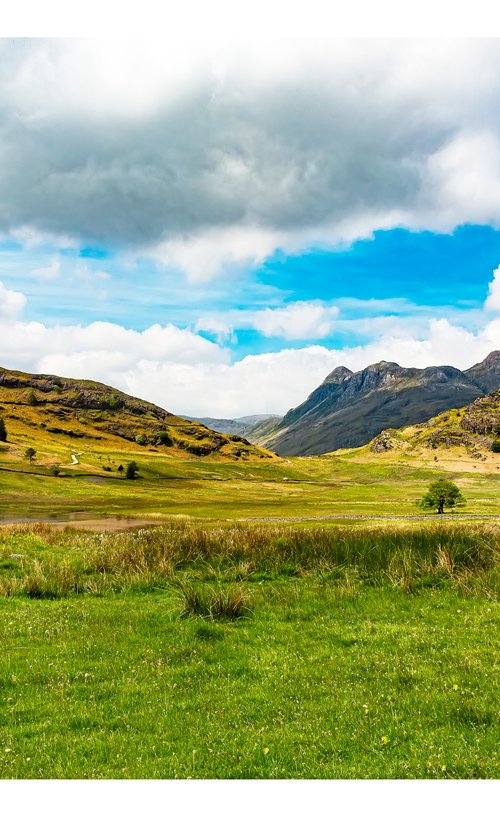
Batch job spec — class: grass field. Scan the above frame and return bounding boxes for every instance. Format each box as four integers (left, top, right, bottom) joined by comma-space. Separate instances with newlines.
1, 441, 499, 523
0, 521, 498, 779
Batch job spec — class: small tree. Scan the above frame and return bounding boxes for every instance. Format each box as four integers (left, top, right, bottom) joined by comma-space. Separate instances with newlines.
27, 390, 38, 406
418, 479, 465, 514
25, 446, 36, 464
125, 461, 139, 480
491, 439, 500, 453
117, 464, 124, 473
0, 417, 6, 442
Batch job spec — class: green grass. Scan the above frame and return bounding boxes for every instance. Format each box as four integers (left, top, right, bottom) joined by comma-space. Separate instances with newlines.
1, 444, 499, 522
0, 522, 498, 779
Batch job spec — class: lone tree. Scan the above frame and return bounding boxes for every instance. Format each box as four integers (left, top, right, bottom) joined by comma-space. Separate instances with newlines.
24, 446, 36, 464
0, 417, 6, 442
125, 461, 139, 480
418, 479, 465, 514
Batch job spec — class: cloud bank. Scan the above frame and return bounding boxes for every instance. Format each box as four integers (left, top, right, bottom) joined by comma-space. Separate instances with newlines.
1, 276, 500, 416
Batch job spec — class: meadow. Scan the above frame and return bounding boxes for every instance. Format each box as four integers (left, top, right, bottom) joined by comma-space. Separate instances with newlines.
0, 520, 498, 778
1, 440, 500, 523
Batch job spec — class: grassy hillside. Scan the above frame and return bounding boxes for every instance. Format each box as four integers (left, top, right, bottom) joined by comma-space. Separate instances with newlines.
0, 366, 276, 466
367, 391, 500, 463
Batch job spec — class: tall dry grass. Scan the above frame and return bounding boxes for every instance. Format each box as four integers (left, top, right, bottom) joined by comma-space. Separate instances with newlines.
0, 520, 498, 599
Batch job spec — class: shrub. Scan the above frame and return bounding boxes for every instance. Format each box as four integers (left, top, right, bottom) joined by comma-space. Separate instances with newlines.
491, 439, 500, 453
0, 417, 6, 442
27, 389, 38, 406
156, 430, 172, 446
135, 434, 147, 446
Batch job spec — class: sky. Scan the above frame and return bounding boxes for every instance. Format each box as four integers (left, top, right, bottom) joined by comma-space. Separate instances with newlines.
2, 38, 500, 417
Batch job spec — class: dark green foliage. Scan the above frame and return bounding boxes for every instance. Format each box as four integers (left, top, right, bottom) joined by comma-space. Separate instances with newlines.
0, 417, 6, 442
51, 464, 61, 477
125, 461, 139, 480
491, 439, 500, 453
156, 430, 172, 446
24, 446, 36, 464
27, 389, 37, 406
418, 479, 466, 514
117, 464, 124, 473
135, 434, 147, 446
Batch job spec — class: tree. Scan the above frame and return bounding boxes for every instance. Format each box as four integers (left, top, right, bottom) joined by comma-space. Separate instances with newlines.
125, 461, 139, 480
491, 439, 500, 453
117, 464, 124, 473
0, 417, 6, 442
25, 447, 36, 464
418, 479, 465, 514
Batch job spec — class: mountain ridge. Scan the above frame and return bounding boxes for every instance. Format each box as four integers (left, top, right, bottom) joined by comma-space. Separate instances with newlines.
257, 352, 500, 456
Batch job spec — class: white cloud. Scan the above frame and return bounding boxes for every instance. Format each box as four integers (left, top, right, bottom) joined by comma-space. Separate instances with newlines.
150, 226, 284, 284
197, 301, 340, 340
485, 265, 500, 311
252, 302, 340, 340
32, 256, 61, 282
0, 281, 26, 321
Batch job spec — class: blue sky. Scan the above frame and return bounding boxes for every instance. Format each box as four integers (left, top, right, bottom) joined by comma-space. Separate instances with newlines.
1, 39, 500, 416
1, 224, 497, 358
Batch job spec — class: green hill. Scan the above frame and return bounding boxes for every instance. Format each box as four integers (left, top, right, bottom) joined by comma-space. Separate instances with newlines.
0, 366, 277, 465
367, 390, 500, 463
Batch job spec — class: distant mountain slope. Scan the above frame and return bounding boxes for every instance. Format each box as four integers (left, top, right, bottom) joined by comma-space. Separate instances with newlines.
369, 390, 500, 459
182, 413, 281, 439
0, 367, 276, 461
261, 351, 500, 456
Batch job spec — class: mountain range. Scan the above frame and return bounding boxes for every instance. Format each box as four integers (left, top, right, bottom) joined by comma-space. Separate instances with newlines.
182, 414, 281, 439
253, 351, 500, 456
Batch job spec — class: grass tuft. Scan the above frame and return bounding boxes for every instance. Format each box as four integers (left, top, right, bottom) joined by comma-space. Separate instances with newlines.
177, 579, 251, 620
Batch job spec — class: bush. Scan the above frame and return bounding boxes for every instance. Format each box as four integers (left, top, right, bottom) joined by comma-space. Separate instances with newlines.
27, 389, 38, 406
0, 417, 6, 442
491, 439, 500, 453
156, 430, 172, 446
135, 434, 147, 446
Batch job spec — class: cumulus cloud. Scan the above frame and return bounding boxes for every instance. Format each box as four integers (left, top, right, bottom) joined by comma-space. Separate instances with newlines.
0, 281, 26, 320
485, 265, 500, 311
197, 301, 340, 340
2, 40, 500, 278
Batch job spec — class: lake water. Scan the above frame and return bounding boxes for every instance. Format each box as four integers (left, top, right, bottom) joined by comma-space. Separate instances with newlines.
0, 514, 169, 532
